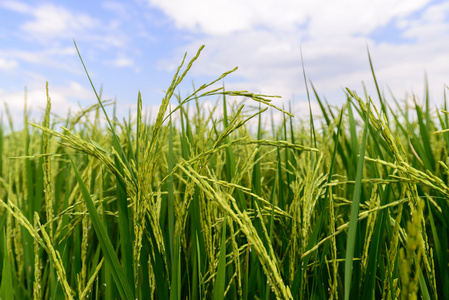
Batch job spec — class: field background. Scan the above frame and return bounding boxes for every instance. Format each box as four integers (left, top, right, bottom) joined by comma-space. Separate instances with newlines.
1, 47, 449, 299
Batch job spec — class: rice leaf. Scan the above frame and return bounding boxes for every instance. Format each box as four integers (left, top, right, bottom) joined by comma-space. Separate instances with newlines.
0, 227, 13, 300
344, 97, 370, 300
70, 158, 134, 300
169, 237, 181, 300
212, 215, 228, 300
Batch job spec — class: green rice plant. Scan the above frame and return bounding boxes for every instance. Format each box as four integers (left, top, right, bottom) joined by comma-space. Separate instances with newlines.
2, 44, 449, 299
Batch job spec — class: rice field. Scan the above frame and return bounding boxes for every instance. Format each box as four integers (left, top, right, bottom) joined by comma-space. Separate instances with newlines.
0, 45, 448, 299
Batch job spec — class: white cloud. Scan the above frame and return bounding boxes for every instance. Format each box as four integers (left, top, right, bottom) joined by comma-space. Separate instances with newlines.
111, 57, 134, 68
304, 1, 429, 38
0, 0, 141, 84
0, 57, 18, 70
22, 4, 99, 40
150, 0, 449, 108
147, 0, 430, 36
0, 80, 96, 127
1, 1, 101, 41
0, 47, 80, 73
401, 2, 449, 42
0, 0, 31, 13
1, 1, 130, 50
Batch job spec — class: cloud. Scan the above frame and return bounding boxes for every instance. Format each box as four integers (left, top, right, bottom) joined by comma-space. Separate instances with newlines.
1, 1, 99, 41
0, 1, 142, 81
23, 5, 98, 39
0, 47, 81, 73
401, 1, 449, 42
1, 1, 131, 51
111, 57, 135, 68
147, 0, 430, 36
102, 1, 131, 20
149, 0, 449, 107
0, 79, 96, 127
0, 0, 30, 13
0, 57, 18, 70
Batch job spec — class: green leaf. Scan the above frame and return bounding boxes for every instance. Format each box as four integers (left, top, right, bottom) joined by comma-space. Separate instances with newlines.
344, 99, 370, 300
169, 237, 181, 300
168, 112, 175, 266
212, 215, 228, 300
70, 158, 134, 300
0, 227, 14, 300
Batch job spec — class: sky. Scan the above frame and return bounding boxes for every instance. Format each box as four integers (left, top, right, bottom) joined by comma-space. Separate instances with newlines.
1, 0, 449, 127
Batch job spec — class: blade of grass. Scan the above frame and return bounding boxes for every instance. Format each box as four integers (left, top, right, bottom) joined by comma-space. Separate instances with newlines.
138, 235, 151, 299
114, 159, 134, 289
344, 97, 370, 300
169, 236, 181, 300
69, 158, 134, 300
360, 184, 391, 299
168, 111, 175, 266
222, 92, 247, 211
367, 48, 389, 121
300, 49, 316, 149
265, 168, 277, 300
73, 40, 136, 183
293, 209, 325, 299
146, 223, 169, 300
0, 227, 13, 300
415, 101, 435, 170
427, 198, 449, 299
212, 215, 227, 300
196, 233, 205, 299
419, 269, 431, 300
74, 41, 136, 291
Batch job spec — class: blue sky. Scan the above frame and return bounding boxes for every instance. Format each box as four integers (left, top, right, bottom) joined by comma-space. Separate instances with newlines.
1, 0, 449, 125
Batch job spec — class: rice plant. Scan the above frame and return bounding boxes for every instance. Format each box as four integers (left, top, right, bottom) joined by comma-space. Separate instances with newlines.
0, 44, 448, 299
